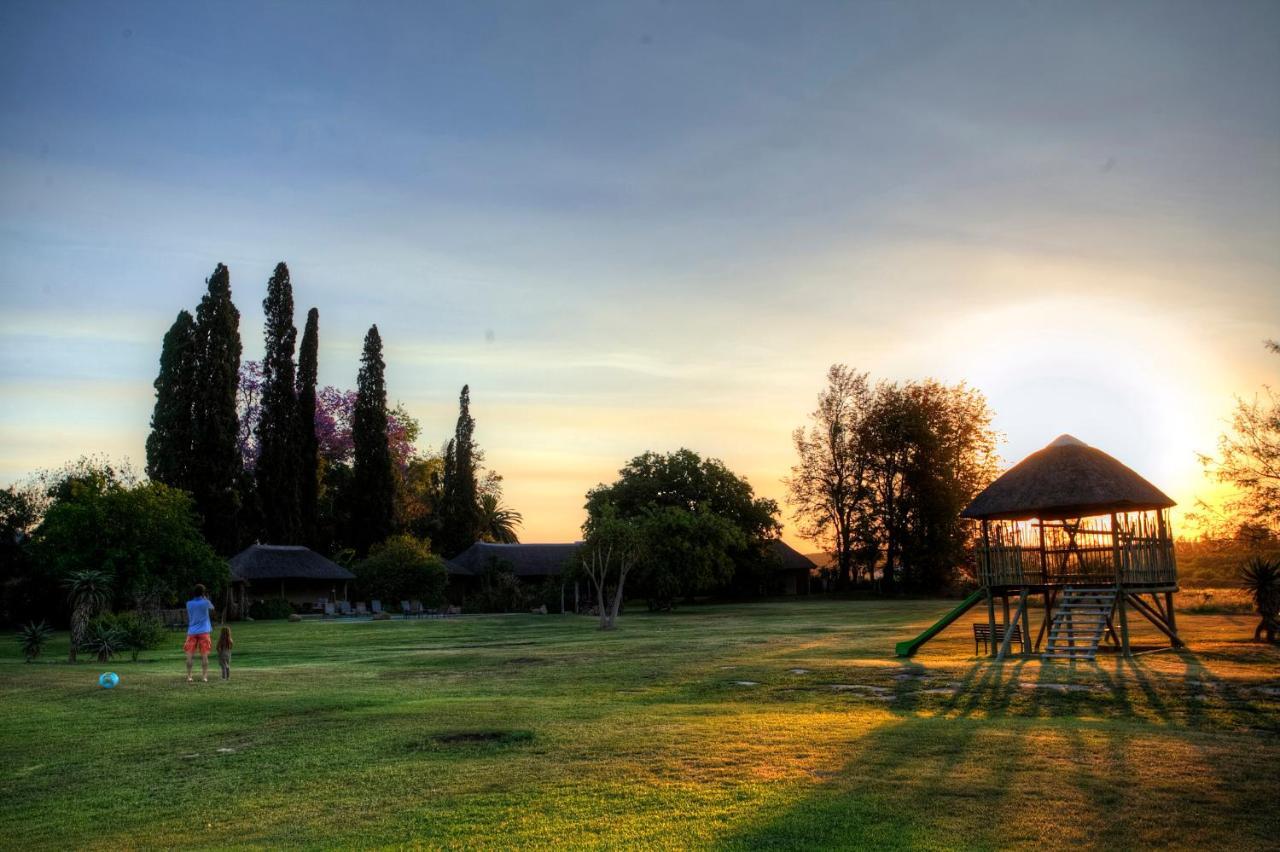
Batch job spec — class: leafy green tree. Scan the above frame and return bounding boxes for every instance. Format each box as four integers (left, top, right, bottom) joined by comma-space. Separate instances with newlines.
0, 485, 43, 626
1198, 340, 1280, 537
438, 386, 483, 556
351, 325, 395, 555
297, 307, 321, 547
862, 379, 998, 594
191, 264, 244, 554
579, 503, 643, 628
354, 534, 447, 607
786, 366, 876, 589
63, 569, 112, 663
146, 310, 198, 491
585, 449, 780, 608
34, 477, 228, 619
256, 262, 301, 543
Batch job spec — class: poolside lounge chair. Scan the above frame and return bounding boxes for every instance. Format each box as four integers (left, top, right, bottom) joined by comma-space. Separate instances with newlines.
337, 600, 353, 617
324, 602, 336, 618
371, 600, 382, 614
409, 600, 424, 618
400, 600, 412, 617
355, 602, 368, 616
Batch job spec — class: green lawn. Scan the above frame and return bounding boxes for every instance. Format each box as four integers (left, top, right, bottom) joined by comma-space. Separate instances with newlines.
2, 600, 1278, 850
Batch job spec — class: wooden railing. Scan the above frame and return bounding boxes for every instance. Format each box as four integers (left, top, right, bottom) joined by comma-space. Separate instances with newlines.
977, 540, 1177, 587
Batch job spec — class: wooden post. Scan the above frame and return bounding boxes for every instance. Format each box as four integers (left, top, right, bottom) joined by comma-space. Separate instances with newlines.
1117, 592, 1132, 657
1165, 591, 1181, 647
997, 589, 1029, 661
1037, 518, 1048, 584
1001, 593, 1011, 632
1034, 589, 1053, 652
980, 520, 990, 587
986, 588, 997, 658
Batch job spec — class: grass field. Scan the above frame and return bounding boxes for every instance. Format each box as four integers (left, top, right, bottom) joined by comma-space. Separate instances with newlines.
2, 600, 1278, 850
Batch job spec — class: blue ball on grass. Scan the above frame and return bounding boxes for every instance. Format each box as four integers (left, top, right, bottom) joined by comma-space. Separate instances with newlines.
98, 672, 119, 689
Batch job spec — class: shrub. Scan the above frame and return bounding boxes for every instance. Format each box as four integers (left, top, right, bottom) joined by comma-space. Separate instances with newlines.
355, 535, 447, 608
248, 598, 295, 620
16, 620, 52, 662
82, 614, 126, 662
467, 560, 533, 613
113, 611, 167, 661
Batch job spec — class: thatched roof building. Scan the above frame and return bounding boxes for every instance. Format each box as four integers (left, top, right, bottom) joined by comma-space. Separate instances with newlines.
769, 540, 817, 595
230, 545, 355, 610
447, 542, 582, 578
230, 544, 356, 582
961, 434, 1174, 521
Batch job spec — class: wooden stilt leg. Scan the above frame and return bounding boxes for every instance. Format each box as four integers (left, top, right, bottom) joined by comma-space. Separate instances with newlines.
998, 590, 1029, 661
1165, 591, 1182, 647
1117, 589, 1132, 657
986, 589, 997, 658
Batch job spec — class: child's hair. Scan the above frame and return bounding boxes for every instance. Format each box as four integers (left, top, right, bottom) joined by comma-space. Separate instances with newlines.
194, 583, 206, 598
217, 626, 233, 651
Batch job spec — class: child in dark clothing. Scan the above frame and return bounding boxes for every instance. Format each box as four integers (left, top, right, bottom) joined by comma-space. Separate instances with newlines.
216, 626, 233, 680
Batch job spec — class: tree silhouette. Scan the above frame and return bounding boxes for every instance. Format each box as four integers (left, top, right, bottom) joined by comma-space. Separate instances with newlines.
350, 325, 394, 555
256, 262, 301, 543
146, 310, 198, 491
190, 264, 243, 554
438, 385, 483, 556
296, 307, 321, 547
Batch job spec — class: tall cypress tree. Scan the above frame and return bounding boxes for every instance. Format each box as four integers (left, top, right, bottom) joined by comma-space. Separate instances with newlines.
438, 385, 481, 556
191, 263, 244, 555
296, 307, 320, 548
256, 262, 301, 543
351, 324, 394, 556
146, 310, 198, 490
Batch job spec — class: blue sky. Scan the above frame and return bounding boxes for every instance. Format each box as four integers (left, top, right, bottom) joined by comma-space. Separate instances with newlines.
2, 1, 1277, 541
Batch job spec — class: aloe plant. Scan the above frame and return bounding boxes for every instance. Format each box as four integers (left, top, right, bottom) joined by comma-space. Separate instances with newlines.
16, 620, 52, 662
1240, 556, 1280, 643
81, 616, 126, 663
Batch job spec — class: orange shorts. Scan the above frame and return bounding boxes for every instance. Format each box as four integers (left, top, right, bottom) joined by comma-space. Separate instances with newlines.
184, 633, 212, 654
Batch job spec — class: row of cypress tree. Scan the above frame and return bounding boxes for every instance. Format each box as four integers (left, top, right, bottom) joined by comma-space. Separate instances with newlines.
146, 263, 401, 557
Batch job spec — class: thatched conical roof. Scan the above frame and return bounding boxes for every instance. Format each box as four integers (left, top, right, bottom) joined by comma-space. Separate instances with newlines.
961, 434, 1174, 521
229, 544, 355, 581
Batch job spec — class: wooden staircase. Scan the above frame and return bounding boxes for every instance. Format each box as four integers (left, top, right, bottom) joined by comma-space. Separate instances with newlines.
1042, 587, 1116, 662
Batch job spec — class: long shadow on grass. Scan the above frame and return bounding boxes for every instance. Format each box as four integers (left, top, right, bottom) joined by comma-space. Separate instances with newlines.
716, 660, 1095, 849
715, 651, 1275, 850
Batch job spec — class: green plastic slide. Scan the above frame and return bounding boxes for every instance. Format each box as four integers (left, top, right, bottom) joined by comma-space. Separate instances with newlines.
894, 589, 986, 657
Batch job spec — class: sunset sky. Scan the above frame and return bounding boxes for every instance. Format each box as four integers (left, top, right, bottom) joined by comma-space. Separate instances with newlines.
1, 2, 1277, 545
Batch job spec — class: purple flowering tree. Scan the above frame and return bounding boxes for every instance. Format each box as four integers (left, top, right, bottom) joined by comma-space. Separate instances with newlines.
238, 361, 419, 472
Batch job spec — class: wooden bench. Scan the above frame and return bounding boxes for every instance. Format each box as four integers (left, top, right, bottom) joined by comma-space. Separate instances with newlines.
973, 622, 1026, 655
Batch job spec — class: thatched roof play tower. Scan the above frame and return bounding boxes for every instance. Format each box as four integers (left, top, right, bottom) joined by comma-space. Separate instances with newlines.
897, 435, 1182, 661
966, 434, 1180, 660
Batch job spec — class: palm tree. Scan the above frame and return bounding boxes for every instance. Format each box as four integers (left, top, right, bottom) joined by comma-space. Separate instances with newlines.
479, 493, 522, 544
1240, 556, 1280, 644
64, 570, 113, 663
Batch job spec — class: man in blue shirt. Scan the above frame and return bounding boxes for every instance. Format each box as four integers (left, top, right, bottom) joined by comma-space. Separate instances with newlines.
184, 584, 215, 683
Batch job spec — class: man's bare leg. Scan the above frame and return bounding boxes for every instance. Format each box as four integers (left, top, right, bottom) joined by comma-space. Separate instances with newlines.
185, 650, 194, 682
200, 652, 209, 682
